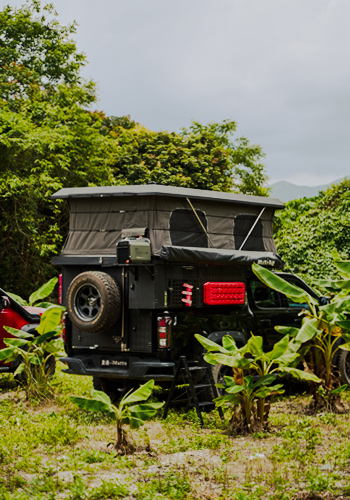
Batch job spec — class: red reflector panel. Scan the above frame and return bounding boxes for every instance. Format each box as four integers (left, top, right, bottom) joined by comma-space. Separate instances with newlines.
203, 282, 245, 305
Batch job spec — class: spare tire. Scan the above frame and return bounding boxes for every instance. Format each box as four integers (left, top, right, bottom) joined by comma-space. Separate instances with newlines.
66, 271, 121, 333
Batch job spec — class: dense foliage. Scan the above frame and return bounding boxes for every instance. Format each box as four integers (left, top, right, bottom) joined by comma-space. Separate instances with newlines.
97, 115, 268, 195
0, 1, 269, 296
274, 179, 350, 285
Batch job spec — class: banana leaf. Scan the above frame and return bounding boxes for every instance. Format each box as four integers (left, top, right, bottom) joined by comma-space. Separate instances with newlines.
121, 380, 154, 405
29, 277, 58, 306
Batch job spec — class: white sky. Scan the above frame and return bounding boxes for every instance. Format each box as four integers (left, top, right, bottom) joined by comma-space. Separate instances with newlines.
6, 0, 350, 186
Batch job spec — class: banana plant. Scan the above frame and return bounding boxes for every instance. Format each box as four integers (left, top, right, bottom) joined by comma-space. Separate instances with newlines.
252, 260, 350, 411
5, 276, 58, 307
0, 305, 64, 398
70, 380, 164, 454
195, 333, 319, 433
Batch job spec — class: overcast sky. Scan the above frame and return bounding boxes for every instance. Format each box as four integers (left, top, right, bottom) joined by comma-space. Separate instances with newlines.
8, 0, 350, 185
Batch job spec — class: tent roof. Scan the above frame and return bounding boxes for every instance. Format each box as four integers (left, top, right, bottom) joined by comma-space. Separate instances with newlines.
52, 184, 284, 209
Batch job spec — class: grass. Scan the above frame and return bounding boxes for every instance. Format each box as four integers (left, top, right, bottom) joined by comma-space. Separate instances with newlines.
1, 367, 350, 499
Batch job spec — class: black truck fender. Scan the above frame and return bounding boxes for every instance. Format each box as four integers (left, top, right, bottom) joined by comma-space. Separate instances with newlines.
207, 329, 247, 348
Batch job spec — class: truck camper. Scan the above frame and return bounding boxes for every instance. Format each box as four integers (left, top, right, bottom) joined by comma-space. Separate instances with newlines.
52, 184, 326, 396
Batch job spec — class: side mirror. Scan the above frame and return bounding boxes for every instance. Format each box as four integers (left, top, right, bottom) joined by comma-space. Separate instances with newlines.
0, 296, 10, 309
319, 296, 330, 306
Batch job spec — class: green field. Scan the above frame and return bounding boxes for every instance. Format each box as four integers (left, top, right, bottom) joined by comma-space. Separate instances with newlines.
0, 366, 350, 500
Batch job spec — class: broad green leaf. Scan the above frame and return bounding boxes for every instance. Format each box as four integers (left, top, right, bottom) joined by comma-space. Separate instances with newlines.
195, 334, 229, 354
125, 416, 144, 429
339, 343, 350, 351
204, 352, 251, 369
222, 375, 235, 385
331, 248, 342, 261
225, 384, 245, 394
35, 302, 58, 309
255, 384, 284, 398
4, 338, 29, 348
279, 367, 320, 382
29, 277, 58, 306
275, 326, 300, 338
43, 342, 61, 354
214, 394, 240, 406
337, 321, 350, 332
90, 389, 112, 405
333, 260, 350, 279
334, 298, 350, 314
128, 402, 164, 423
252, 263, 314, 304
254, 374, 276, 387
3, 327, 33, 339
245, 336, 264, 357
295, 318, 319, 343
70, 396, 114, 414
36, 306, 62, 335
312, 278, 341, 292
27, 353, 41, 365
222, 335, 238, 352
4, 291, 27, 306
269, 335, 289, 360
0, 347, 16, 361
276, 353, 300, 366
14, 363, 25, 376
32, 330, 57, 345
330, 384, 347, 394
121, 380, 154, 405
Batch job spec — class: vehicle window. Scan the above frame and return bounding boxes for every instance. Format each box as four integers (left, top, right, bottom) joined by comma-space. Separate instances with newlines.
234, 214, 265, 251
250, 280, 281, 308
250, 278, 310, 310
170, 209, 208, 248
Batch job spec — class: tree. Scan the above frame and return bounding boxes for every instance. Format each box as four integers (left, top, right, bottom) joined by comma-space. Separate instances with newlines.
0, 0, 87, 105
274, 179, 350, 284
0, 2, 117, 295
99, 116, 269, 195
0, 2, 269, 296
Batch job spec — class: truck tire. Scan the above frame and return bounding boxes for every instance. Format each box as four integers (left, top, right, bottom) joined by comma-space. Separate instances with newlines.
93, 376, 131, 402
66, 271, 121, 333
211, 363, 234, 396
338, 349, 350, 385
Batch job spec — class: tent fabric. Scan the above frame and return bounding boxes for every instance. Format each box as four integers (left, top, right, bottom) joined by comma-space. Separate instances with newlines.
58, 189, 282, 256
160, 246, 284, 268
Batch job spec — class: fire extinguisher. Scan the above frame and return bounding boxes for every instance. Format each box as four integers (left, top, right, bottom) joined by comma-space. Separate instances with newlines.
157, 311, 177, 348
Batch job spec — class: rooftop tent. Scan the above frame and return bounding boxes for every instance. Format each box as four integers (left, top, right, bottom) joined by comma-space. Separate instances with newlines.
51, 185, 284, 257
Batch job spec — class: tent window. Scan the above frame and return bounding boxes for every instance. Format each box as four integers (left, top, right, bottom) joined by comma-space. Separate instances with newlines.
234, 214, 265, 251
170, 209, 208, 248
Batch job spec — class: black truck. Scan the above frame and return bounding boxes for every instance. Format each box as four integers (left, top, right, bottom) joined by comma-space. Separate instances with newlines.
52, 184, 348, 396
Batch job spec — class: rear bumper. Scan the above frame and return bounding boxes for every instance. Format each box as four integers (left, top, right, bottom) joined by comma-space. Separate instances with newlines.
60, 356, 175, 381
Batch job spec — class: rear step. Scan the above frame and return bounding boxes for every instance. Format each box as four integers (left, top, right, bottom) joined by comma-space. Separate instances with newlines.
162, 356, 224, 427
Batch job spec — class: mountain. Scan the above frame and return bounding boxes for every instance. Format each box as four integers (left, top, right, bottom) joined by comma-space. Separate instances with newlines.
268, 178, 345, 203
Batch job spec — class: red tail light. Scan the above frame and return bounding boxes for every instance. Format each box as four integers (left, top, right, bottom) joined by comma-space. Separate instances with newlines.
203, 282, 246, 305
61, 313, 66, 343
59, 274, 62, 305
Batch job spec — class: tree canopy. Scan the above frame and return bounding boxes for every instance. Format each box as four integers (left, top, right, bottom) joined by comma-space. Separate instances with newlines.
0, 1, 269, 296
274, 179, 350, 285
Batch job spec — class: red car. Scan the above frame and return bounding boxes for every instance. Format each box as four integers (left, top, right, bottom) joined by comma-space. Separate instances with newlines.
0, 289, 45, 373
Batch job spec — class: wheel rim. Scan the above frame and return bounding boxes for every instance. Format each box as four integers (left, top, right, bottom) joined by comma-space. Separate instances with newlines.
74, 284, 101, 322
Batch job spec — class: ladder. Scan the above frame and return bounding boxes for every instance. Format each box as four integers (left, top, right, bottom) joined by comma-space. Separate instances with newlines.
162, 356, 224, 427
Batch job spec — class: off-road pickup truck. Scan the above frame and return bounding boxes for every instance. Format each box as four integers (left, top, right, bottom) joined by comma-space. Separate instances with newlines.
51, 184, 348, 396
0, 289, 44, 373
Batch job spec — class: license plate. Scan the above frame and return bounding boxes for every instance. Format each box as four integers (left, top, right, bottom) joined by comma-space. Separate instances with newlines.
101, 359, 128, 368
